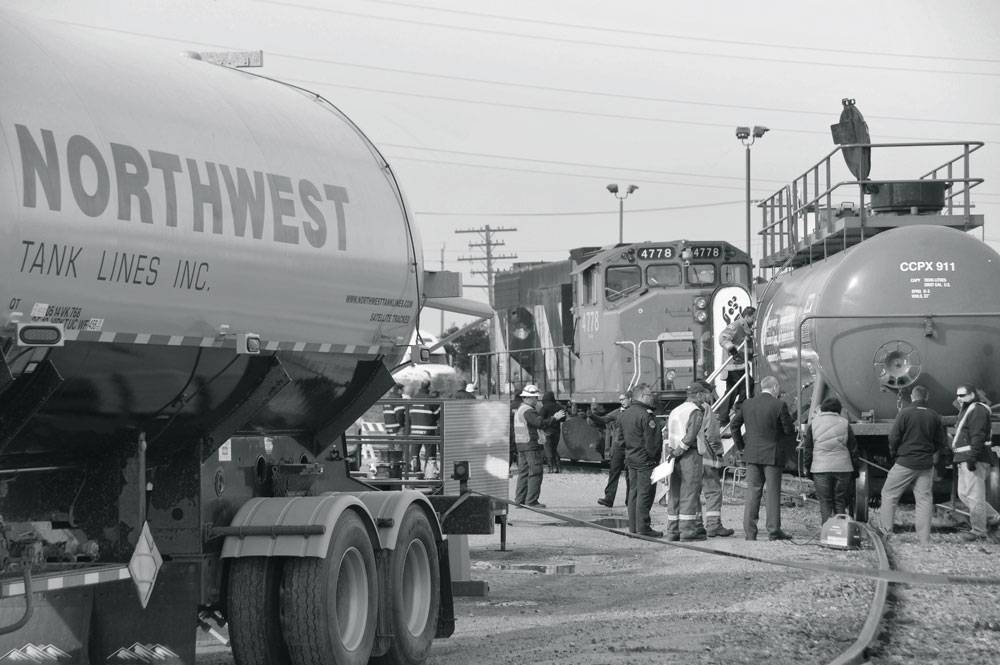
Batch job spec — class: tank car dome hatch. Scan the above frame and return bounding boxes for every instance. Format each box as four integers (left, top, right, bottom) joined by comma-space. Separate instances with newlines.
872, 341, 921, 390
869, 181, 948, 215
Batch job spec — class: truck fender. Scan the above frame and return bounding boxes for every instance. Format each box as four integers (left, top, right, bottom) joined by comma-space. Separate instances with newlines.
354, 489, 442, 551
219, 494, 374, 559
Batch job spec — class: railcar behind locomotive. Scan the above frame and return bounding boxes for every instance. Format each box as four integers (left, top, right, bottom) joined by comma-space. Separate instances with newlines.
488, 240, 753, 460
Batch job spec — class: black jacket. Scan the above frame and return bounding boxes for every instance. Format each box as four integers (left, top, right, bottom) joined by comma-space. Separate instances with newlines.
951, 401, 993, 464
730, 392, 795, 466
620, 401, 660, 468
888, 404, 947, 470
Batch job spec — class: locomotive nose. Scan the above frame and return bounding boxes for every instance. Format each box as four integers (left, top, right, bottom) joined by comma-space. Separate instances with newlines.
873, 340, 922, 390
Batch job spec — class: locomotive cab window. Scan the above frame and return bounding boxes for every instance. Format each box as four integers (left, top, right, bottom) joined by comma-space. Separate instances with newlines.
686, 263, 716, 286
721, 263, 750, 286
581, 265, 599, 305
605, 265, 641, 301
646, 264, 682, 288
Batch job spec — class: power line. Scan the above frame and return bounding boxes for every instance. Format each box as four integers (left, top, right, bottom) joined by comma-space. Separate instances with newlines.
365, 0, 1000, 66
384, 144, 785, 183
269, 57, 1000, 129
413, 200, 744, 217
386, 155, 764, 191
291, 77, 990, 144
49, 19, 1000, 130
254, 0, 1000, 78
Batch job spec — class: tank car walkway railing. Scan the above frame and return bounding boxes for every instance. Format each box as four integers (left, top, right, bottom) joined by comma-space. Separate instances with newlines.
757, 141, 984, 270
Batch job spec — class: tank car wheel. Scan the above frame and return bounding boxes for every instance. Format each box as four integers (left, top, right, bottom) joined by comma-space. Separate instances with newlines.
371, 506, 440, 665
280, 511, 378, 665
853, 463, 870, 523
227, 557, 292, 665
987, 461, 1000, 513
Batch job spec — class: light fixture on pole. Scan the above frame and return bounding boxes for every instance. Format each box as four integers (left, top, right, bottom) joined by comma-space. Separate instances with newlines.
736, 125, 769, 261
606, 183, 638, 244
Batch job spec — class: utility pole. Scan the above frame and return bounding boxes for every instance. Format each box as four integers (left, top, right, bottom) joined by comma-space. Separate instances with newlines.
455, 225, 517, 309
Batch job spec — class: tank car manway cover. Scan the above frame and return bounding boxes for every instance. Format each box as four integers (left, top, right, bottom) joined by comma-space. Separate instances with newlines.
830, 98, 871, 182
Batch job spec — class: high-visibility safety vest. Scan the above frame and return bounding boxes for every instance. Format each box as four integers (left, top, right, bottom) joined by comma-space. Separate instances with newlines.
409, 402, 440, 436
666, 401, 699, 454
382, 403, 406, 434
513, 403, 534, 444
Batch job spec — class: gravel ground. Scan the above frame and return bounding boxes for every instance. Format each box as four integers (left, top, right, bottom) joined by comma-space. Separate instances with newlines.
865, 504, 1000, 665
197, 466, 1000, 664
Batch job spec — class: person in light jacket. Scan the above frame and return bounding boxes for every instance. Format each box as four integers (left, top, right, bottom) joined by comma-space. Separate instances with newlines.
801, 396, 859, 525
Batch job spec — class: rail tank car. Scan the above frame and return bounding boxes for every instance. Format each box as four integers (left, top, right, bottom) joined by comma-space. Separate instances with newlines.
759, 225, 1000, 420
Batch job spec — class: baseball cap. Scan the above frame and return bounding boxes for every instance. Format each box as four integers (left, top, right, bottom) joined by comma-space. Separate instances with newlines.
686, 383, 705, 397
520, 384, 541, 398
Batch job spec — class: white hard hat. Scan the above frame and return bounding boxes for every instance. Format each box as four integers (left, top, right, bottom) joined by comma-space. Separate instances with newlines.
520, 384, 541, 398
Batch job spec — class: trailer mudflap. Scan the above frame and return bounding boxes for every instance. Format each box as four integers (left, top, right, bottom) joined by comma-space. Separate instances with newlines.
90, 560, 199, 665
435, 538, 455, 639
428, 495, 496, 535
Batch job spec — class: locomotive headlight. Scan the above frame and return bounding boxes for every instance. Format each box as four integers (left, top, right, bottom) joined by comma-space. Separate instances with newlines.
694, 296, 708, 310
694, 310, 708, 323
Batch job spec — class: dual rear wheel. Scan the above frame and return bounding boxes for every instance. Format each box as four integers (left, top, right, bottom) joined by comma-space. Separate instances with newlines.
227, 507, 440, 665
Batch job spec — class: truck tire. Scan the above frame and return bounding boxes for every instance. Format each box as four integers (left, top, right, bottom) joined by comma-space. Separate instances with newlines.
228, 558, 292, 665
280, 510, 378, 665
372, 507, 440, 665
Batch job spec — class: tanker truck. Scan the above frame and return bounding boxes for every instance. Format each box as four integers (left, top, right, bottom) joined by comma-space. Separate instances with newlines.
753, 138, 1000, 520
0, 9, 496, 665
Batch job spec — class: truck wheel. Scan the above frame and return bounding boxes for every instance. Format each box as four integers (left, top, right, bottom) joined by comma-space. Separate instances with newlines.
372, 507, 440, 665
280, 511, 378, 665
228, 558, 291, 665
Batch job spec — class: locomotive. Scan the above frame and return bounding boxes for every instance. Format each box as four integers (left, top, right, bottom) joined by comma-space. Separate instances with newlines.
753, 137, 1000, 517
487, 241, 753, 461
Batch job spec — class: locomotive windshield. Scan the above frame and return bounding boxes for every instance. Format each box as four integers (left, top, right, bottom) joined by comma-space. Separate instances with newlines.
721, 263, 750, 286
646, 264, 682, 287
605, 265, 641, 301
686, 263, 716, 285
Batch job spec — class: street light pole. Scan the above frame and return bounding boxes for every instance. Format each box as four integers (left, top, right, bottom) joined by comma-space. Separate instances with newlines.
736, 125, 769, 262
606, 183, 638, 245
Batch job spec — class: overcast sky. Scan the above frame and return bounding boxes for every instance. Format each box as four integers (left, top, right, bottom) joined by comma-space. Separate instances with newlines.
6, 0, 1000, 332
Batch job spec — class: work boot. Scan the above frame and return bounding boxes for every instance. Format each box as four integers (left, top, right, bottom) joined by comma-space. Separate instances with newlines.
525, 501, 546, 509
639, 529, 664, 538
597, 498, 612, 508
665, 532, 680, 542
706, 525, 735, 537
960, 531, 985, 542
679, 521, 706, 541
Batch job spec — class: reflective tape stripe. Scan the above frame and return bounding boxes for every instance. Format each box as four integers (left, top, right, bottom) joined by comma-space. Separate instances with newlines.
953, 446, 971, 453
704, 511, 721, 517
679, 514, 698, 520
1, 565, 131, 598
666, 515, 680, 521
59, 329, 391, 356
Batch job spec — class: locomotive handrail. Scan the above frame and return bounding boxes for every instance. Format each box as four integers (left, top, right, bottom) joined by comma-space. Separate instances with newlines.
793, 312, 1000, 430
614, 341, 639, 390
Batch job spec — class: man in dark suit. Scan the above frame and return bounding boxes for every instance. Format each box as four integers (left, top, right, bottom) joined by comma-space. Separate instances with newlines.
730, 375, 796, 540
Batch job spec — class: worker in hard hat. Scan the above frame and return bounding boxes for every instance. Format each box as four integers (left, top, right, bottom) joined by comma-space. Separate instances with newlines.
718, 305, 756, 424
512, 384, 566, 508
